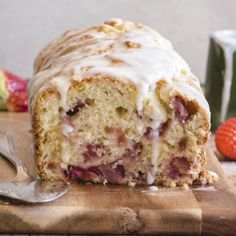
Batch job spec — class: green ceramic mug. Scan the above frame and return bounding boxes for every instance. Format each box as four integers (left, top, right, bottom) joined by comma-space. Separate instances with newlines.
205, 30, 236, 130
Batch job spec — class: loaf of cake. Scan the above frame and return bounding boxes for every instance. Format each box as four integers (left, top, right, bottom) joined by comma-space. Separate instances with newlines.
29, 19, 217, 187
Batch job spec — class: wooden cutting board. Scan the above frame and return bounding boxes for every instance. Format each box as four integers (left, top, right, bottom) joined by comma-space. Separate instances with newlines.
0, 113, 236, 235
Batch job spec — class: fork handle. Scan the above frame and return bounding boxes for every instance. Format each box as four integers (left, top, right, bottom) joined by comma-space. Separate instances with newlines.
0, 146, 30, 181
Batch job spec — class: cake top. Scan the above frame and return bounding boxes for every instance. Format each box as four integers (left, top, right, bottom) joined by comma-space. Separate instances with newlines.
29, 19, 210, 118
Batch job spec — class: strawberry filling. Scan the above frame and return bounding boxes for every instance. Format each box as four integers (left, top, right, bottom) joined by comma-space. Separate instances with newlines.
165, 157, 190, 179
178, 137, 187, 150
144, 120, 169, 140
64, 166, 98, 181
123, 141, 143, 158
66, 100, 85, 116
83, 143, 106, 161
158, 120, 169, 136
99, 164, 125, 184
144, 127, 156, 139
64, 164, 125, 184
173, 96, 198, 124
173, 96, 190, 123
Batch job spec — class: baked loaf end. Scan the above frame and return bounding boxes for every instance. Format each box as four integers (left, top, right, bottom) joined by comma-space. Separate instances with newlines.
29, 19, 217, 187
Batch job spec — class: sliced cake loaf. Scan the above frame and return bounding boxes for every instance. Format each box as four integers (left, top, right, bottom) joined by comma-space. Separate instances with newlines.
29, 19, 217, 187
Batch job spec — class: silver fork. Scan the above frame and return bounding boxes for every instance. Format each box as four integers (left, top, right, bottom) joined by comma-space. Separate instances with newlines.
0, 133, 70, 203
0, 134, 30, 181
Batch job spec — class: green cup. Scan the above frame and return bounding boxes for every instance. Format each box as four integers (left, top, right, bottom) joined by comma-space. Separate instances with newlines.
205, 30, 236, 130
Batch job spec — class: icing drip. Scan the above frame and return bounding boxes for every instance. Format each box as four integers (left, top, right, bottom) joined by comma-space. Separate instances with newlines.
147, 89, 167, 129
30, 19, 209, 121
51, 76, 71, 109
61, 123, 74, 135
213, 30, 236, 122
147, 130, 159, 185
145, 90, 167, 185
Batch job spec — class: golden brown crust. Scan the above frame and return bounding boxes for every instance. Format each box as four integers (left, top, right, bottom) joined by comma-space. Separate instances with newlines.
32, 88, 58, 179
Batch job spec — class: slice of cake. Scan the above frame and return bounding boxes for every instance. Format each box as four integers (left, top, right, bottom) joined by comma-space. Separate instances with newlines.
29, 19, 217, 187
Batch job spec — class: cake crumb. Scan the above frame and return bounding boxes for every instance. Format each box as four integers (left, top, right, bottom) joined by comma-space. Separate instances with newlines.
182, 184, 189, 190
128, 181, 136, 187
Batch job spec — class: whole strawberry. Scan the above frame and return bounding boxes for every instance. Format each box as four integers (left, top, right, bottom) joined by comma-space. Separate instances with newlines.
215, 118, 236, 160
0, 70, 28, 112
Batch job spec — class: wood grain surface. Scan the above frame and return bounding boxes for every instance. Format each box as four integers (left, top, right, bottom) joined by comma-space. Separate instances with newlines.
0, 113, 235, 235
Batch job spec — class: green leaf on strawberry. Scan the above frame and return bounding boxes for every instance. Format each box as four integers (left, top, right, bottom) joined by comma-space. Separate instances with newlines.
0, 71, 9, 110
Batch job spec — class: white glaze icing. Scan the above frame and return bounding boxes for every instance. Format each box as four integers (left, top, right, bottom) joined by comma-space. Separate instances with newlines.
148, 185, 159, 191
147, 140, 159, 185
147, 172, 155, 185
61, 123, 74, 135
30, 19, 209, 117
212, 30, 236, 122
146, 89, 167, 129
147, 129, 160, 185
30, 19, 209, 116
30, 19, 210, 184
51, 76, 71, 109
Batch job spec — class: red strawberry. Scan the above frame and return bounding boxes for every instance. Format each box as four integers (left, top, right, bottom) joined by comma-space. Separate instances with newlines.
6, 91, 28, 112
215, 118, 236, 160
0, 70, 28, 112
5, 71, 28, 93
